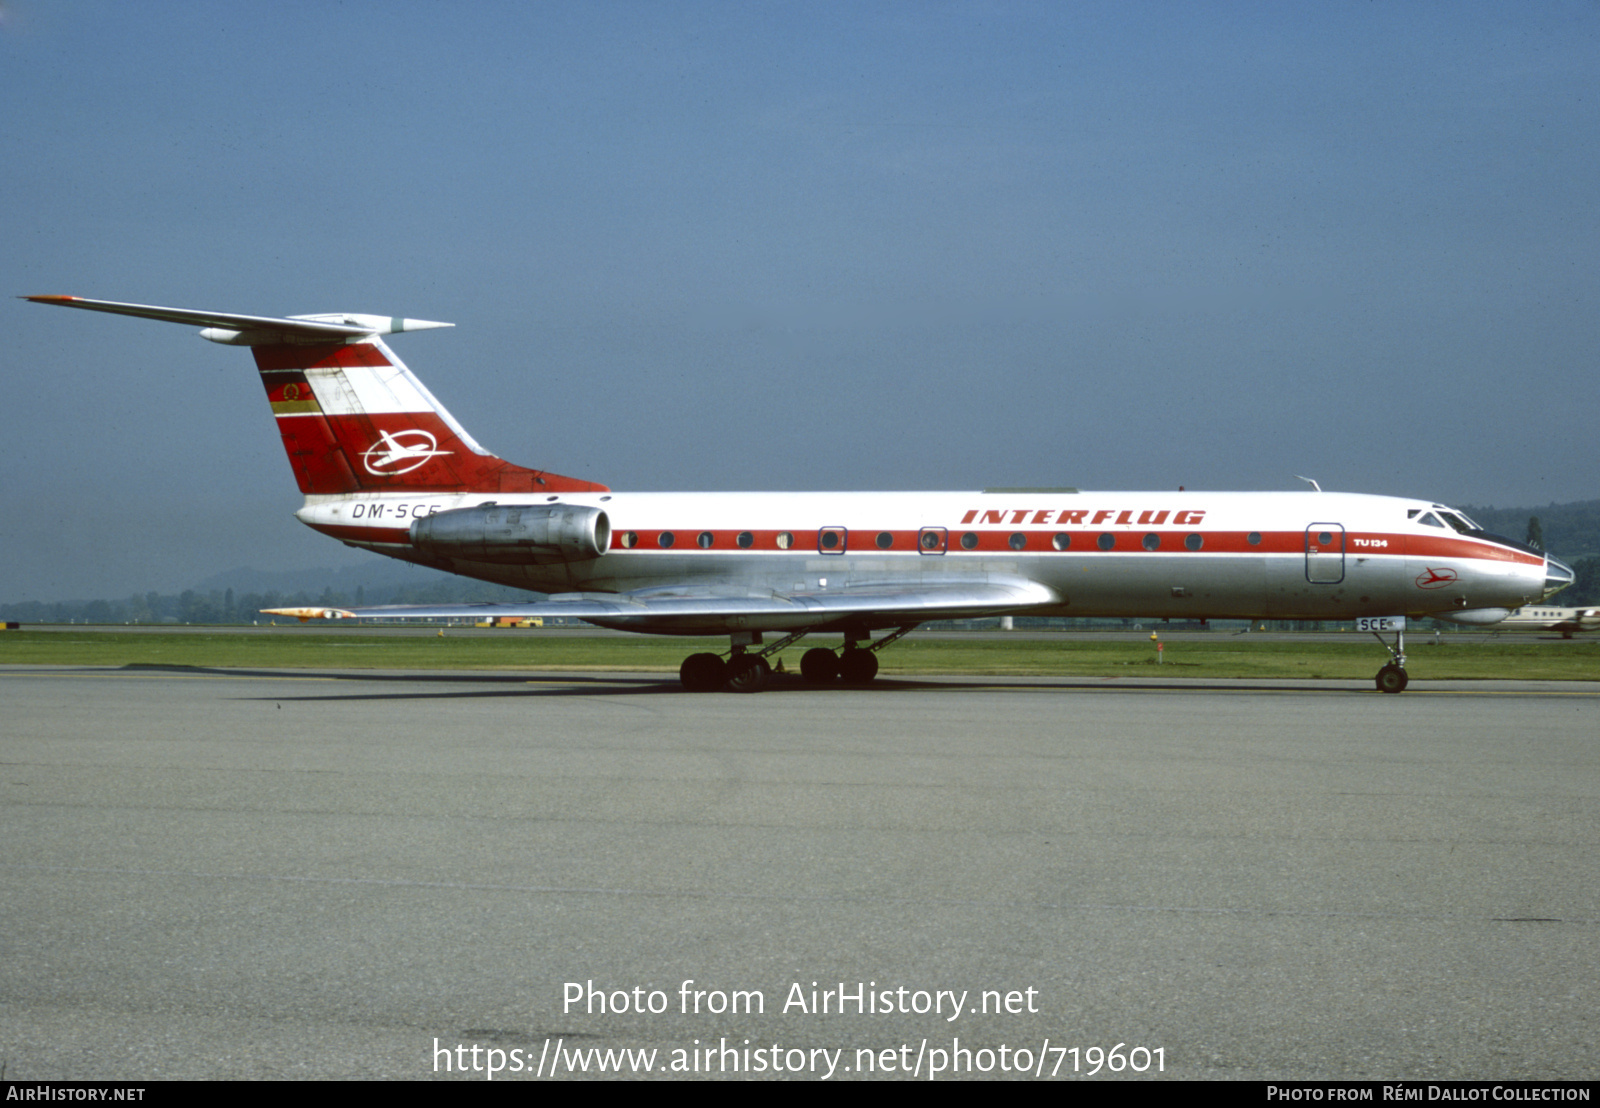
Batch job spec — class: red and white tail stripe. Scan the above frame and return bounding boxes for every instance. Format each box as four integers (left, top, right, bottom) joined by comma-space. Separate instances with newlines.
252, 337, 604, 495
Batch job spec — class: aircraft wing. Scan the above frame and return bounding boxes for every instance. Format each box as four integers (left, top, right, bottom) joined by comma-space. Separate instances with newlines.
264, 576, 1059, 634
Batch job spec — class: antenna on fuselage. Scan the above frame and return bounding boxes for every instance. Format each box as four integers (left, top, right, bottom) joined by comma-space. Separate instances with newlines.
1293, 475, 1322, 492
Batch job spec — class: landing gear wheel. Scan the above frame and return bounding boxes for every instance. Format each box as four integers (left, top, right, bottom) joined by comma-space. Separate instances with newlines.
800, 648, 840, 684
837, 648, 879, 685
1375, 664, 1409, 694
680, 652, 728, 692
725, 654, 773, 693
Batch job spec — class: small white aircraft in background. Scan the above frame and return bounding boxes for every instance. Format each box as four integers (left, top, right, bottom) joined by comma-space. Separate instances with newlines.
1491, 606, 1600, 638
29, 295, 1576, 693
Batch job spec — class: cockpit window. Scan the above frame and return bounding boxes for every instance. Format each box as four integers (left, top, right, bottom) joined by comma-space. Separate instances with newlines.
1423, 508, 1542, 559
1432, 506, 1484, 531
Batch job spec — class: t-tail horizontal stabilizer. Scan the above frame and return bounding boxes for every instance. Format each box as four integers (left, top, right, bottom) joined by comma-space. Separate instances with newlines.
24, 295, 452, 345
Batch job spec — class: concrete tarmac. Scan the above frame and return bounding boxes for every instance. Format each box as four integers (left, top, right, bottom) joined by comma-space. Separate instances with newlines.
1, 665, 1596, 1081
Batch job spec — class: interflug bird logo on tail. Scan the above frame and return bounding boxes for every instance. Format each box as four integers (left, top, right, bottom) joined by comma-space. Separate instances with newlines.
360, 430, 453, 476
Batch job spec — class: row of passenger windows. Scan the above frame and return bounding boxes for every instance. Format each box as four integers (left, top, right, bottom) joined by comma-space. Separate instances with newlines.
616, 530, 784, 549
613, 530, 1256, 551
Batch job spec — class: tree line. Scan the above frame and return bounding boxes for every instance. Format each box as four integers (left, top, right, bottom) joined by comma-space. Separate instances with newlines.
0, 577, 535, 626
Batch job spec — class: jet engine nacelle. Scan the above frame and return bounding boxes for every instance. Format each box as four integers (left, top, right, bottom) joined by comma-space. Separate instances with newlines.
411, 504, 610, 565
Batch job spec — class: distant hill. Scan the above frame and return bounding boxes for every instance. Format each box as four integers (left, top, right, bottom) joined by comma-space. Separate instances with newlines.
1457, 499, 1600, 558
0, 560, 540, 624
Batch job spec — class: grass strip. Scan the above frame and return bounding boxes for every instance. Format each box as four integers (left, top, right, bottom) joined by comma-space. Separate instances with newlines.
3, 630, 1597, 681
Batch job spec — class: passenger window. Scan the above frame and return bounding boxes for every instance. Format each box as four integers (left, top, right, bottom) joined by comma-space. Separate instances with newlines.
659, 532, 675, 548
960, 533, 978, 550
1185, 534, 1203, 551
1009, 533, 1027, 550
1142, 533, 1160, 551
776, 532, 793, 549
1097, 534, 1115, 551
736, 531, 753, 548
876, 532, 894, 549
1247, 532, 1261, 546
1052, 533, 1071, 551
697, 531, 714, 548
619, 531, 638, 549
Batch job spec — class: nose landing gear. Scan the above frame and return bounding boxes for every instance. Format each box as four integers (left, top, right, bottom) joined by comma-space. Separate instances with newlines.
1369, 620, 1410, 693
1375, 663, 1409, 694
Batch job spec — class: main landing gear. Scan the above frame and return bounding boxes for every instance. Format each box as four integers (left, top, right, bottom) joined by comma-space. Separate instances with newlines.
677, 626, 915, 693
1371, 624, 1409, 694
678, 628, 800, 694
799, 626, 913, 686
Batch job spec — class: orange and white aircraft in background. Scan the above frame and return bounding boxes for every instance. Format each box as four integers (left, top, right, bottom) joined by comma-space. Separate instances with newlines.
1492, 606, 1600, 638
29, 295, 1576, 693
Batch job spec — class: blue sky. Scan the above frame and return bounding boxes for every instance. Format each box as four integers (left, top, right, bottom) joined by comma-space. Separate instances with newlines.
4, 1, 1597, 601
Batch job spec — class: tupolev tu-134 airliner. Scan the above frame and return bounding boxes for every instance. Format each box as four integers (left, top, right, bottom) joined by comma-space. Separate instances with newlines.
28, 295, 1575, 694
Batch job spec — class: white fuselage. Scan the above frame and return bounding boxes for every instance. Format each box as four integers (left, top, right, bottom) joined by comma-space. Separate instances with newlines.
297, 488, 1553, 626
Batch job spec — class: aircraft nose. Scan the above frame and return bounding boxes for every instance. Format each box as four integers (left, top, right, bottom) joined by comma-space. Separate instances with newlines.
1544, 554, 1575, 599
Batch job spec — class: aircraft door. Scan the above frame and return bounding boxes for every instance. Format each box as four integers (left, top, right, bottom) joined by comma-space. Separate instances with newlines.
1305, 523, 1345, 584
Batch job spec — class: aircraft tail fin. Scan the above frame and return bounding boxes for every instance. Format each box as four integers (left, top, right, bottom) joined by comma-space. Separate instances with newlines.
25, 296, 608, 496
251, 337, 608, 495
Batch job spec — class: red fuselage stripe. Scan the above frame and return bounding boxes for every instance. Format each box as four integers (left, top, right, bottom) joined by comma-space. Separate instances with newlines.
304, 521, 1540, 566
